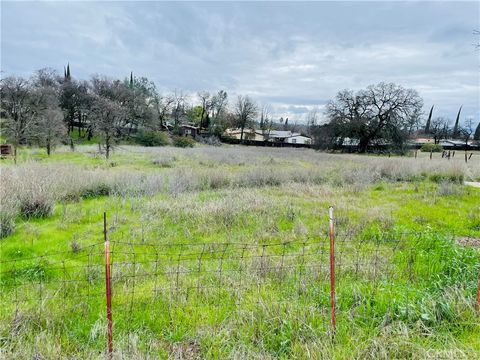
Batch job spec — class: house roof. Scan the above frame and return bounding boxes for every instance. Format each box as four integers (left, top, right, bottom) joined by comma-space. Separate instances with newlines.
181, 124, 199, 129
410, 138, 434, 144
267, 130, 293, 138
439, 140, 465, 146
288, 134, 311, 139
225, 128, 263, 135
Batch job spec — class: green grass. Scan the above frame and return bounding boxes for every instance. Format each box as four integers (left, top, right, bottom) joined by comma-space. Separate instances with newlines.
0, 145, 479, 359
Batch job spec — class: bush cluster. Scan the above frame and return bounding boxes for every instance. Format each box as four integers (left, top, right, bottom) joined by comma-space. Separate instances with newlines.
420, 143, 443, 153
173, 136, 195, 148
0, 210, 16, 238
134, 131, 170, 147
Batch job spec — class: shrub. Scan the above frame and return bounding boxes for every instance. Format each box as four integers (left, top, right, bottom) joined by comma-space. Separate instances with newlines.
196, 136, 222, 146
134, 131, 170, 147
173, 136, 195, 148
19, 195, 54, 219
79, 182, 111, 198
429, 170, 464, 184
70, 240, 81, 253
152, 157, 175, 168
437, 181, 463, 196
420, 143, 443, 153
0, 211, 16, 238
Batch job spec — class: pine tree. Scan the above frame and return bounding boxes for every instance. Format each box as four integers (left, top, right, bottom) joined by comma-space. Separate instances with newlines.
425, 105, 433, 134
474, 121, 480, 141
130, 72, 133, 87
452, 105, 462, 138
66, 63, 71, 80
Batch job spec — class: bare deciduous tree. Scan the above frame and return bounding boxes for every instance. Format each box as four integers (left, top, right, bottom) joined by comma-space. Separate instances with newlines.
154, 94, 175, 130
306, 107, 320, 137
172, 90, 187, 132
208, 90, 228, 135
91, 95, 125, 159
0, 76, 36, 163
459, 118, 474, 147
124, 75, 157, 134
90, 77, 129, 159
197, 91, 211, 129
429, 117, 451, 144
29, 72, 66, 155
211, 90, 228, 120
33, 108, 66, 155
259, 104, 271, 131
234, 95, 258, 141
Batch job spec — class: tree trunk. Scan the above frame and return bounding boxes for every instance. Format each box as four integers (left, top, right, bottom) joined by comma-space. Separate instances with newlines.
105, 134, 110, 159
200, 107, 206, 129
78, 113, 82, 137
358, 137, 369, 153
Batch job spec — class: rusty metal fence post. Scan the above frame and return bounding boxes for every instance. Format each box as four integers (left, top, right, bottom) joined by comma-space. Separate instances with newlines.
328, 206, 337, 336
477, 276, 480, 313
104, 212, 113, 358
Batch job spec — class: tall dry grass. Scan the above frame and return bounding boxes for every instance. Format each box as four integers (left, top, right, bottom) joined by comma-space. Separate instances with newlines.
0, 146, 476, 238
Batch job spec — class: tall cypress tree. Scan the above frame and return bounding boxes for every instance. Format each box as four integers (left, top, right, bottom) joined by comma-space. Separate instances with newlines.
425, 105, 433, 134
452, 105, 462, 138
130, 72, 134, 87
64, 66, 67, 79
474, 122, 480, 141
66, 63, 71, 80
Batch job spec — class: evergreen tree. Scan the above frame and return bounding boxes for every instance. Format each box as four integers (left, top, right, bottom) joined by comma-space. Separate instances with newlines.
452, 105, 462, 138
474, 121, 480, 141
66, 63, 71, 80
130, 72, 134, 87
425, 105, 433, 133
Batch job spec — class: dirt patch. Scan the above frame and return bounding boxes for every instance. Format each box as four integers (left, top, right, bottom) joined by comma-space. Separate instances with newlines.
169, 340, 201, 360
456, 237, 480, 248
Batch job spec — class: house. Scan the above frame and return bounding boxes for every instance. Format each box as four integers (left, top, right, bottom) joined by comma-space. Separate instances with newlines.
439, 139, 468, 148
224, 128, 312, 145
410, 137, 434, 145
224, 128, 265, 141
286, 134, 311, 145
266, 131, 312, 144
179, 124, 200, 138
0, 144, 13, 157
265, 130, 293, 142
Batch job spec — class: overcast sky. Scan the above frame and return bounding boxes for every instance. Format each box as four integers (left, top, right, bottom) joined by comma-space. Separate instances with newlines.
1, 1, 479, 125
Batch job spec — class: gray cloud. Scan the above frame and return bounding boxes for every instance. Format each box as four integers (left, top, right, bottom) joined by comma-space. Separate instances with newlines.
1, 1, 478, 124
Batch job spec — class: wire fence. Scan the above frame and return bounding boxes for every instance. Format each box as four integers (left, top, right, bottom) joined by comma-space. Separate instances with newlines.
1, 210, 479, 357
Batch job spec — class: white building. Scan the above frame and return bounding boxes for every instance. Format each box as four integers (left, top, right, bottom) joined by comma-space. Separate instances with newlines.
266, 130, 311, 144
286, 134, 312, 144
224, 128, 312, 144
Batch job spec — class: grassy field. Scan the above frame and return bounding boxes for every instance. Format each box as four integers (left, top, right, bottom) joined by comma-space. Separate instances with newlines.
0, 145, 479, 359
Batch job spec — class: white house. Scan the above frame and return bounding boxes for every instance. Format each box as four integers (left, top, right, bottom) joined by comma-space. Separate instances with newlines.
224, 128, 312, 144
286, 134, 312, 145
266, 130, 293, 142
225, 128, 265, 141
265, 130, 311, 144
